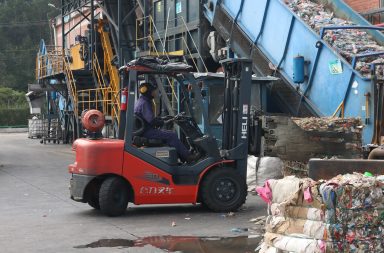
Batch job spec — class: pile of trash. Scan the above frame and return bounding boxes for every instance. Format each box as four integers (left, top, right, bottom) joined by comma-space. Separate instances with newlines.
292, 117, 362, 133
286, 0, 384, 78
283, 160, 309, 177
256, 173, 384, 252
291, 117, 363, 161
293, 117, 363, 154
249, 216, 267, 236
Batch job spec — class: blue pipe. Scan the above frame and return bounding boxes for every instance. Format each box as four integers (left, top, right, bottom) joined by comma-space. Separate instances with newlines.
234, 0, 245, 22
304, 42, 323, 96
229, 0, 245, 53
352, 51, 384, 69
370, 62, 384, 73
340, 71, 356, 117
276, 16, 295, 70
252, 0, 270, 46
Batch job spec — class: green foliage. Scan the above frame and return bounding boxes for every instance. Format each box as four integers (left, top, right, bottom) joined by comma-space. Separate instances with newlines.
0, 0, 60, 91
0, 86, 28, 108
0, 108, 29, 126
0, 86, 29, 126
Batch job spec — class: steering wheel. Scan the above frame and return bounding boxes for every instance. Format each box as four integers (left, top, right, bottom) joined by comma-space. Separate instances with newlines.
159, 112, 192, 125
133, 115, 145, 136
160, 115, 174, 120
174, 112, 193, 121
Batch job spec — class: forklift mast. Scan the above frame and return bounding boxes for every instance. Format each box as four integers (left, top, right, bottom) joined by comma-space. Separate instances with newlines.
221, 59, 252, 177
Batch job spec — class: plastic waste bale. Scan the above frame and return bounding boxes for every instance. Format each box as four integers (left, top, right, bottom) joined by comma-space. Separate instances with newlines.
247, 156, 284, 192
257, 173, 384, 253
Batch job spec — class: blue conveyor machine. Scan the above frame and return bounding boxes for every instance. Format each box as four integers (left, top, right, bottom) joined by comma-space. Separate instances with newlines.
203, 0, 384, 145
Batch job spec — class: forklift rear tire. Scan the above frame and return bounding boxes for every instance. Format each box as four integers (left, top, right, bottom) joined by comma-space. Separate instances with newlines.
99, 177, 129, 217
200, 168, 247, 212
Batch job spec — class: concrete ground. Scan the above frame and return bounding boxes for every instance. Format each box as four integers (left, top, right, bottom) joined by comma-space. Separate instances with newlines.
0, 133, 267, 253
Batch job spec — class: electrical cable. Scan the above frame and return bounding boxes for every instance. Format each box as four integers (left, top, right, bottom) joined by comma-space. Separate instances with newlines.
0, 20, 50, 27
0, 49, 38, 53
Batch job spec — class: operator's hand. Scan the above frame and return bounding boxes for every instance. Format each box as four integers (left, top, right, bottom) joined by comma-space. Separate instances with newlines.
160, 115, 173, 121
164, 119, 174, 128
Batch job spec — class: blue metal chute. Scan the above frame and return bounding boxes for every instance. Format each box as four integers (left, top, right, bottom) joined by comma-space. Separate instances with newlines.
203, 0, 384, 144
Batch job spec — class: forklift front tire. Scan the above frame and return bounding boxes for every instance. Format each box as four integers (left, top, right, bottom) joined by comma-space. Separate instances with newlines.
99, 177, 129, 217
200, 168, 247, 212
88, 197, 100, 210
86, 181, 101, 210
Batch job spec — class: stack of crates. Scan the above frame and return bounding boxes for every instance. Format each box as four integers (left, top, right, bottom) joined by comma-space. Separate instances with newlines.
41, 115, 61, 144
28, 117, 45, 139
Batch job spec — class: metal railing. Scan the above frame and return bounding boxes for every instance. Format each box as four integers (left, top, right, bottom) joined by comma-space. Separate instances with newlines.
136, 15, 208, 72
63, 55, 79, 117
361, 7, 384, 25
35, 46, 64, 80
136, 15, 209, 106
36, 35, 121, 126
92, 52, 120, 124
136, 15, 155, 53
77, 87, 115, 117
97, 20, 120, 94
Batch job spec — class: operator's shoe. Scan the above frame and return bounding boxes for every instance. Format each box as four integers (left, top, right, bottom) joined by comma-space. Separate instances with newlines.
186, 152, 201, 164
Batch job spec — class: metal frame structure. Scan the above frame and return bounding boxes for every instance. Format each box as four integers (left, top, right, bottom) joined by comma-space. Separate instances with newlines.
61, 0, 96, 70
117, 58, 252, 181
123, 69, 221, 181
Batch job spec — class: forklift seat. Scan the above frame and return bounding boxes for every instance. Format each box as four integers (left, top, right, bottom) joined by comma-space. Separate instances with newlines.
132, 115, 164, 147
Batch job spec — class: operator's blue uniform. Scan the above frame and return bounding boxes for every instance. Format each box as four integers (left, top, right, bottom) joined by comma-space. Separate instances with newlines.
134, 95, 190, 160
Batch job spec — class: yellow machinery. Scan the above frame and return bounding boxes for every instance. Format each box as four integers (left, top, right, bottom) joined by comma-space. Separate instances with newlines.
96, 19, 120, 123
69, 44, 86, 70
35, 19, 122, 139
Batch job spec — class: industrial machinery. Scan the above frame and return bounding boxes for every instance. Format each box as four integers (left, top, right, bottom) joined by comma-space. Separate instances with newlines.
33, 0, 137, 143
200, 0, 384, 176
69, 58, 252, 216
203, 0, 384, 146
33, 0, 384, 147
30, 0, 384, 186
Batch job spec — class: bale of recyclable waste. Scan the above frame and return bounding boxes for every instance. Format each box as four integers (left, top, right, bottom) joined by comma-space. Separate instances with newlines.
257, 173, 384, 252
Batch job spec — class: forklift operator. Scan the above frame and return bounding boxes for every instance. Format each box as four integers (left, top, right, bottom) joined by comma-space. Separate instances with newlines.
134, 82, 200, 163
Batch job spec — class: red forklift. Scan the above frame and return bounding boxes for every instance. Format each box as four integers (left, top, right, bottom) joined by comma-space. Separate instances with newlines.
69, 58, 252, 216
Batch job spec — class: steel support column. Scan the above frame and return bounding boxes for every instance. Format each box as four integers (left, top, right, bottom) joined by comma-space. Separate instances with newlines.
90, 0, 95, 70
61, 0, 65, 49
118, 0, 122, 67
